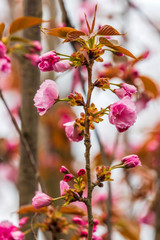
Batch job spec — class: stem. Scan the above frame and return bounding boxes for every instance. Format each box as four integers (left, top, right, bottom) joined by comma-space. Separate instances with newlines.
84, 59, 94, 240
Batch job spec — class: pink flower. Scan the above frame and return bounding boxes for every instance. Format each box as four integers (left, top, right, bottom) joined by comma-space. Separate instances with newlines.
114, 83, 137, 99
19, 217, 28, 227
60, 180, 70, 196
0, 56, 11, 78
60, 166, 69, 174
72, 216, 84, 225
64, 174, 73, 182
121, 154, 141, 168
25, 53, 40, 66
38, 51, 60, 71
34, 79, 59, 116
11, 231, 25, 240
0, 41, 6, 58
52, 60, 72, 73
32, 41, 42, 52
77, 169, 86, 176
0, 221, 18, 239
63, 121, 84, 142
32, 191, 53, 209
109, 97, 137, 132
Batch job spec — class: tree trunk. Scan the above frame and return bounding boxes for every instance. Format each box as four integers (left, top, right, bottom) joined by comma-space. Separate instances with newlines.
18, 0, 42, 239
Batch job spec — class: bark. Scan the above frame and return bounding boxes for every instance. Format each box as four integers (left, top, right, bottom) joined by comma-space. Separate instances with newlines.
18, 0, 42, 239
155, 169, 160, 240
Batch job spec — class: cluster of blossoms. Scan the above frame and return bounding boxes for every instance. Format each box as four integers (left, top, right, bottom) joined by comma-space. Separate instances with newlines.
0, 41, 11, 80
34, 77, 137, 138
0, 218, 28, 240
31, 7, 142, 239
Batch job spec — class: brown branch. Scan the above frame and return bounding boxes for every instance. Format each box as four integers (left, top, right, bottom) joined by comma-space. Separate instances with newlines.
84, 58, 94, 240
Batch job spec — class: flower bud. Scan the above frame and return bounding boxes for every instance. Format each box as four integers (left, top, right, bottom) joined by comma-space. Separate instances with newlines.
77, 168, 86, 176
121, 154, 141, 168
60, 166, 69, 174
64, 174, 73, 182
32, 191, 53, 209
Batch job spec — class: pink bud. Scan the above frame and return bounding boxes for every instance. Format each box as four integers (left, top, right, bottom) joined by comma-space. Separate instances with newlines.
72, 217, 84, 225
33, 79, 59, 116
81, 230, 88, 237
77, 169, 86, 176
32, 191, 53, 209
60, 180, 70, 196
60, 166, 69, 174
63, 174, 73, 182
19, 217, 28, 227
121, 154, 141, 168
114, 83, 137, 99
11, 231, 25, 240
0, 41, 6, 58
52, 60, 72, 73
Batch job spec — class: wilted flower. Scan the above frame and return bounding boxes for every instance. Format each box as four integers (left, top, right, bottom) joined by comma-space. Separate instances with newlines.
32, 191, 53, 209
34, 79, 59, 116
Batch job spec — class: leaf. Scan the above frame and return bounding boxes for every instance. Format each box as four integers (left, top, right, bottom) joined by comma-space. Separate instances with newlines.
0, 23, 5, 39
139, 75, 159, 98
91, 5, 98, 33
44, 27, 78, 39
60, 205, 86, 216
9, 17, 43, 34
115, 218, 140, 240
17, 204, 47, 214
97, 25, 121, 36
84, 13, 91, 34
99, 37, 136, 59
9, 36, 31, 43
65, 31, 86, 42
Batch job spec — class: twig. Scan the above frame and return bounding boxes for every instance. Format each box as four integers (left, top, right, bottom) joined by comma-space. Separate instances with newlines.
0, 89, 46, 192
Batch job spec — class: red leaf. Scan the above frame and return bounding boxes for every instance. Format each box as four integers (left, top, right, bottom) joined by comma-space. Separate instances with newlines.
97, 25, 121, 36
139, 75, 159, 98
0, 23, 5, 39
65, 31, 86, 42
99, 37, 136, 59
91, 5, 98, 33
44, 27, 78, 39
9, 17, 43, 34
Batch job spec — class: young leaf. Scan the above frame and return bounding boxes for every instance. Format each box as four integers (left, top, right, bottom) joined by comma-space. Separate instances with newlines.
84, 13, 91, 34
139, 75, 159, 98
99, 37, 136, 59
44, 27, 78, 39
65, 31, 86, 42
97, 25, 121, 36
17, 204, 47, 214
91, 4, 98, 33
0, 22, 5, 39
60, 205, 86, 216
9, 17, 44, 34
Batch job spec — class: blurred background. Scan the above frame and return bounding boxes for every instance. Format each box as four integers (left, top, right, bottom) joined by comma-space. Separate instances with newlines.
0, 0, 160, 239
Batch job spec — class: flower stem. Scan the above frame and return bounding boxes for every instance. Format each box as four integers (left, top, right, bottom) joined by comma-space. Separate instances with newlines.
84, 57, 94, 240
